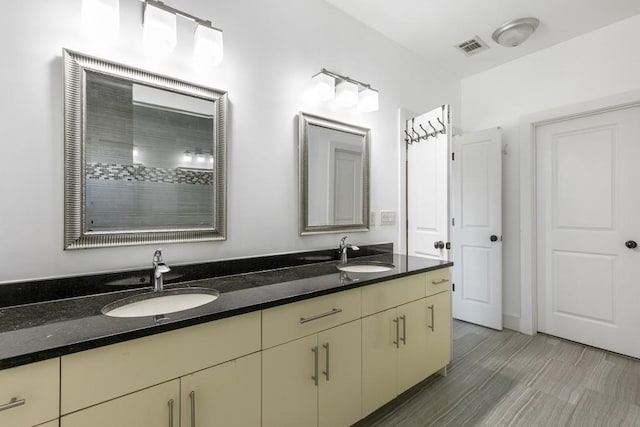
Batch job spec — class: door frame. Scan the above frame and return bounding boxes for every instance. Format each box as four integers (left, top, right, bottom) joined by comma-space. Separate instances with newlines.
519, 90, 640, 335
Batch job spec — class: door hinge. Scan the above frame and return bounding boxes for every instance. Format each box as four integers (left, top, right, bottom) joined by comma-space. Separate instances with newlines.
451, 218, 455, 226
451, 152, 455, 161
452, 283, 455, 292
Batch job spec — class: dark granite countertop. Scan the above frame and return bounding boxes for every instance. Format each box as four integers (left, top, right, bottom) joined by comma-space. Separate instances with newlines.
0, 248, 451, 370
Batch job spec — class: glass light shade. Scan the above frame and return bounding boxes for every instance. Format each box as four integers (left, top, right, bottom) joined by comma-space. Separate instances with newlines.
196, 153, 205, 163
335, 80, 358, 108
194, 25, 224, 65
143, 2, 177, 55
82, 0, 119, 40
311, 72, 335, 102
496, 26, 534, 47
183, 151, 193, 162
132, 146, 139, 156
358, 88, 379, 112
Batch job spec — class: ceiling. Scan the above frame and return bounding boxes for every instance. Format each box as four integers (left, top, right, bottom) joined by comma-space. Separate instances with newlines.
323, 0, 640, 77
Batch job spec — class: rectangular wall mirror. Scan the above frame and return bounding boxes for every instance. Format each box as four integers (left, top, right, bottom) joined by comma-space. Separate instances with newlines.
298, 112, 370, 235
63, 49, 227, 249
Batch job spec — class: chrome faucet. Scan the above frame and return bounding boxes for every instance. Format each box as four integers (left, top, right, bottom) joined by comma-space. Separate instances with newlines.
152, 249, 171, 292
339, 236, 360, 264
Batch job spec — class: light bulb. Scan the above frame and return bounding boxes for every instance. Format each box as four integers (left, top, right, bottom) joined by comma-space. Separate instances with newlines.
335, 80, 358, 108
311, 72, 335, 102
194, 25, 224, 65
358, 88, 379, 112
143, 2, 177, 55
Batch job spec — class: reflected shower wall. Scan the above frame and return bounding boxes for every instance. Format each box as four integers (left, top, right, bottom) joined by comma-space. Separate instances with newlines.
84, 72, 214, 232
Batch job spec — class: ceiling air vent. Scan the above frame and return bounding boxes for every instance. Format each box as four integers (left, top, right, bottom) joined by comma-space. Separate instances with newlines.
455, 36, 489, 56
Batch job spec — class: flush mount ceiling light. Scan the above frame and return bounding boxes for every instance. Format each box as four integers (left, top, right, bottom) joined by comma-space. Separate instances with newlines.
311, 68, 379, 112
492, 17, 540, 47
142, 0, 224, 63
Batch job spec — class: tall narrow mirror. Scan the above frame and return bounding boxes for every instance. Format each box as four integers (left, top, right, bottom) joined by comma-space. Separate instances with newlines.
64, 50, 227, 249
298, 112, 370, 235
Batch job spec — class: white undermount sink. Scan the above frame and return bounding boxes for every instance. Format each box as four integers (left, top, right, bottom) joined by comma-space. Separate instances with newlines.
102, 287, 220, 318
336, 262, 395, 273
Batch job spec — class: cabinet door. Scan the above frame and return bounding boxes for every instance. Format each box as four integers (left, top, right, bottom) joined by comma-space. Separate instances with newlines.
0, 358, 59, 427
361, 308, 398, 417
425, 291, 452, 377
60, 380, 179, 427
318, 320, 362, 427
262, 335, 318, 427
397, 298, 430, 393
181, 352, 261, 427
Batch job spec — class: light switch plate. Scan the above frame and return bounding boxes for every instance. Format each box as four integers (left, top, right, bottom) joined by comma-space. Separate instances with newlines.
380, 210, 396, 226
369, 211, 376, 226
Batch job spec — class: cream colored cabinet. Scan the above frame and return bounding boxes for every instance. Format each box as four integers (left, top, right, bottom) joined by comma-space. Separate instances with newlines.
61, 311, 260, 414
0, 358, 60, 427
60, 380, 179, 427
262, 320, 361, 427
425, 290, 452, 377
180, 352, 261, 427
362, 299, 430, 416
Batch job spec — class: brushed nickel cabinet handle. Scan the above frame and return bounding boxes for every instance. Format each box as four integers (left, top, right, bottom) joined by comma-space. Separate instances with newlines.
311, 346, 319, 386
399, 315, 407, 345
300, 308, 342, 324
0, 397, 25, 412
431, 278, 449, 285
428, 304, 435, 331
393, 317, 400, 348
322, 342, 330, 381
168, 399, 174, 427
189, 391, 196, 427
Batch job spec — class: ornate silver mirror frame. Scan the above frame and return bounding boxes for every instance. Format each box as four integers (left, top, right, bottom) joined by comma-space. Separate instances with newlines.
298, 112, 370, 235
63, 49, 227, 249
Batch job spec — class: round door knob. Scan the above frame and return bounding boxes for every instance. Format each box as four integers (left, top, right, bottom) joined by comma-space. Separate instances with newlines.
433, 241, 445, 249
490, 235, 498, 242
625, 240, 637, 249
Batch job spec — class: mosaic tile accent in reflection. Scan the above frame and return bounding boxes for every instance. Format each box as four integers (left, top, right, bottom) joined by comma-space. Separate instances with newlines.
86, 162, 213, 185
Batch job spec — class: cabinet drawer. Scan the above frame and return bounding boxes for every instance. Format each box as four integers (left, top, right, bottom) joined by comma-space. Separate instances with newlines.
0, 358, 59, 427
361, 274, 425, 316
425, 268, 451, 296
262, 288, 360, 348
61, 311, 260, 414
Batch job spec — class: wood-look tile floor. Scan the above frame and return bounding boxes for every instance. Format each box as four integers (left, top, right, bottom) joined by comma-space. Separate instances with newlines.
356, 320, 640, 426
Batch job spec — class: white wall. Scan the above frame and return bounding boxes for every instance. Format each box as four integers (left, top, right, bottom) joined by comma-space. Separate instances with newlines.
0, 0, 459, 283
460, 14, 640, 331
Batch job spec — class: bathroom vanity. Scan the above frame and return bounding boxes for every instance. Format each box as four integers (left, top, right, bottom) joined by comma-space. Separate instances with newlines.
0, 248, 451, 427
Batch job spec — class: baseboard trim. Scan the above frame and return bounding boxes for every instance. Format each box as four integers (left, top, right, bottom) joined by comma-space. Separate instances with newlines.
502, 313, 521, 333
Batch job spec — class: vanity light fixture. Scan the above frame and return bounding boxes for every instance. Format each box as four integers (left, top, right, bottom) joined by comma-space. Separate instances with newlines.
142, 0, 224, 63
311, 68, 379, 112
82, 0, 120, 40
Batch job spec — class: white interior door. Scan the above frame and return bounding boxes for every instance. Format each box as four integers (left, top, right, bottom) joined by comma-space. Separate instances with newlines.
330, 148, 362, 225
536, 105, 640, 358
407, 106, 450, 260
452, 128, 502, 330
